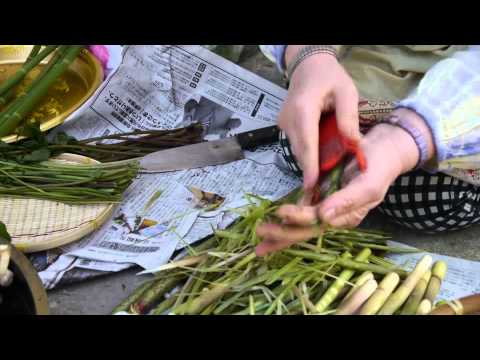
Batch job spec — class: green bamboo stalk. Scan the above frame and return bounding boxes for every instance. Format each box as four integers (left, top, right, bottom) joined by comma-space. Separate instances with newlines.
26, 46, 42, 62
284, 249, 408, 277
111, 280, 155, 314
0, 46, 82, 137
323, 162, 345, 198
264, 274, 303, 315
175, 282, 231, 315
0, 45, 57, 98
132, 274, 184, 314
0, 46, 44, 107
213, 289, 250, 314
150, 295, 177, 315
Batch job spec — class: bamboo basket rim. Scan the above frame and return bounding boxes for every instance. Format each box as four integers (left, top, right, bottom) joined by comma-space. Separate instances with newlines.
0, 153, 115, 253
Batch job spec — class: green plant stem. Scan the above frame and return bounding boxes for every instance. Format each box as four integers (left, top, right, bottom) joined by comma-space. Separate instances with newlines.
0, 45, 57, 98
0, 46, 81, 137
111, 280, 155, 314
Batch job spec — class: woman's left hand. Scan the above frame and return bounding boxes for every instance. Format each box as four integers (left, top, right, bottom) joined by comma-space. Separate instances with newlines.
255, 108, 434, 256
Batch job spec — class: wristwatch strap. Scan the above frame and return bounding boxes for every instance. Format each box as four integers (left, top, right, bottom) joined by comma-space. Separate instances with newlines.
286, 45, 338, 80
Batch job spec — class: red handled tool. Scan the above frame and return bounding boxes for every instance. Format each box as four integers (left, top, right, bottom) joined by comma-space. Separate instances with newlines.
312, 113, 367, 204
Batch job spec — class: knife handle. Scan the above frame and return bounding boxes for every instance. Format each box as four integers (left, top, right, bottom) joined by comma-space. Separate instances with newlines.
236, 126, 280, 150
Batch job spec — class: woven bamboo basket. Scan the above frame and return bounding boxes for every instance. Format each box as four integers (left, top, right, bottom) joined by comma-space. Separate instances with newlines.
0, 154, 115, 253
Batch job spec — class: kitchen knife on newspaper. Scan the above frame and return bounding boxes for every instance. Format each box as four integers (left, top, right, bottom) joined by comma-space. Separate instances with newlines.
138, 125, 280, 173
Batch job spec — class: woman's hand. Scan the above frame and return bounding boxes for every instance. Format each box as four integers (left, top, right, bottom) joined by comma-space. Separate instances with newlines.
279, 45, 362, 191
255, 108, 435, 257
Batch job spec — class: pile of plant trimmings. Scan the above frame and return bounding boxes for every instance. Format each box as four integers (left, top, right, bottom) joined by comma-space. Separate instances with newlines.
112, 192, 448, 315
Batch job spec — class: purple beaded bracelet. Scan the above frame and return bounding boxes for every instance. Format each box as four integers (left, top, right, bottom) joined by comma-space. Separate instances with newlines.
383, 113, 430, 170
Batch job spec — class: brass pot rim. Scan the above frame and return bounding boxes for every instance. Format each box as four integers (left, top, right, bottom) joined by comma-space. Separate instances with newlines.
9, 246, 49, 315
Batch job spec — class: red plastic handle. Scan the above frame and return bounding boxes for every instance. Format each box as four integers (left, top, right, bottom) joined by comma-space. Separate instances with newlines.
318, 113, 367, 176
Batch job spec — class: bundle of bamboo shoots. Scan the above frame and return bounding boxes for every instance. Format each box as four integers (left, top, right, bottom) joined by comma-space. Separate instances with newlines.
111, 154, 451, 316
111, 192, 449, 315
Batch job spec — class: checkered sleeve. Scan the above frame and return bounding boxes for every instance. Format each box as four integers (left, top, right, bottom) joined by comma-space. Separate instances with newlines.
397, 46, 480, 173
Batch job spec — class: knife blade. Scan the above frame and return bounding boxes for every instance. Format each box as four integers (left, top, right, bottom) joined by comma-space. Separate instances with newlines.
138, 125, 280, 173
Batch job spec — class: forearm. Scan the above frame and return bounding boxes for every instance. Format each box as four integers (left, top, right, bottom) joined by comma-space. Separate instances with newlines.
366, 115, 434, 178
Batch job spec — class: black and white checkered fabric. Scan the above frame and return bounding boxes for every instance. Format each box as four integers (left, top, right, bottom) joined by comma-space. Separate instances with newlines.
378, 170, 480, 233
279, 130, 303, 177
278, 132, 480, 233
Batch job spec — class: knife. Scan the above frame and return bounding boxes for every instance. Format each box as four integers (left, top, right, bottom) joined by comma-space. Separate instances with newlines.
138, 125, 280, 173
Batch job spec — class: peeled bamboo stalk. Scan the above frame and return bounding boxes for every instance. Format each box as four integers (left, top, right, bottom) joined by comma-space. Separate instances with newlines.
358, 272, 400, 315
416, 299, 432, 315
424, 261, 447, 303
342, 271, 374, 303
315, 248, 371, 313
335, 279, 378, 315
378, 255, 432, 315
400, 270, 432, 315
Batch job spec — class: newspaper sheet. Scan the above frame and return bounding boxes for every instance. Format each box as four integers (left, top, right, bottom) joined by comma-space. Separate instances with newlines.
39, 45, 301, 288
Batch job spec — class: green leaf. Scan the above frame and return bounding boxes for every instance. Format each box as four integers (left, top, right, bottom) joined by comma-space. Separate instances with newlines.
0, 222, 11, 244
18, 121, 47, 145
20, 147, 51, 162
0, 141, 10, 149
53, 132, 77, 145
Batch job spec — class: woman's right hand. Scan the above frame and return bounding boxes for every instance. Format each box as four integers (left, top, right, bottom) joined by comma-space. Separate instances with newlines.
279, 45, 362, 192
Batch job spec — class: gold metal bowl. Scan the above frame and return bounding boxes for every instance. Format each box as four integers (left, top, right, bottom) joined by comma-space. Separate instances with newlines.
0, 45, 104, 143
